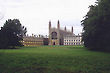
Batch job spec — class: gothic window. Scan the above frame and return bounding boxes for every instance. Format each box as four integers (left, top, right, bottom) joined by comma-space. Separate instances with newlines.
51, 32, 57, 39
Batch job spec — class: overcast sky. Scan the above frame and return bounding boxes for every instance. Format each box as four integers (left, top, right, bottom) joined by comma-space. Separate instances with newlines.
0, 0, 96, 35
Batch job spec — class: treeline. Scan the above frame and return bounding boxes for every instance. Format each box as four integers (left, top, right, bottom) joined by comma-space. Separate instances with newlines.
81, 0, 110, 51
0, 19, 27, 49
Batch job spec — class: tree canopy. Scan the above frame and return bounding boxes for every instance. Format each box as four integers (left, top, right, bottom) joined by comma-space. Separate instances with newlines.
81, 0, 110, 51
0, 19, 27, 49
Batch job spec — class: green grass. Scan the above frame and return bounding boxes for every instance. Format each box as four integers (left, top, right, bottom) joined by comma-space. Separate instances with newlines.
0, 46, 110, 73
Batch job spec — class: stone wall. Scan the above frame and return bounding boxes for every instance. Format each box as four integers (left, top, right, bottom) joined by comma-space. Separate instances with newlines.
21, 35, 48, 46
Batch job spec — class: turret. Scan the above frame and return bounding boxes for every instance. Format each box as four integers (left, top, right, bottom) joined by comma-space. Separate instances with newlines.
57, 20, 60, 29
64, 26, 66, 31
49, 21, 51, 29
71, 26, 73, 33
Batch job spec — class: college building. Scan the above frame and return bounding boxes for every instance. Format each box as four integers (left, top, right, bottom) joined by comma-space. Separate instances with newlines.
49, 20, 83, 45
21, 20, 83, 46
21, 35, 48, 46
64, 35, 83, 45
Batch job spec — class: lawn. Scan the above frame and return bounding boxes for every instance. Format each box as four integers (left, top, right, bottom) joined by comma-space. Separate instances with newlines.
0, 46, 110, 73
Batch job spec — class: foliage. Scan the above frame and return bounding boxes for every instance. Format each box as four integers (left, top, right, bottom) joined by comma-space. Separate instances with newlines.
0, 46, 110, 73
0, 19, 27, 49
81, 0, 110, 51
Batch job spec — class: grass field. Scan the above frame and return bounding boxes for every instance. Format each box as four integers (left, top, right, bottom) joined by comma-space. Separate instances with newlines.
0, 46, 110, 73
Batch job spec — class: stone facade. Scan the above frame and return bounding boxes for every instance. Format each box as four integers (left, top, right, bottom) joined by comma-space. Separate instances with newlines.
49, 20, 74, 45
21, 35, 48, 46
64, 35, 83, 45
21, 20, 82, 46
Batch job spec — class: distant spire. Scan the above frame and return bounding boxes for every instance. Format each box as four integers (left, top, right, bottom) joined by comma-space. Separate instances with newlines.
49, 20, 51, 29
57, 20, 60, 29
71, 26, 73, 33
58, 20, 60, 24
64, 26, 66, 31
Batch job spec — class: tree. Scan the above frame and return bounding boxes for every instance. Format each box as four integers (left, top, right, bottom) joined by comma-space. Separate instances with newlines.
81, 0, 110, 51
0, 19, 27, 49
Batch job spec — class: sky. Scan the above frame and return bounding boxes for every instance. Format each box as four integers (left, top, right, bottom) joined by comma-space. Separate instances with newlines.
0, 0, 96, 36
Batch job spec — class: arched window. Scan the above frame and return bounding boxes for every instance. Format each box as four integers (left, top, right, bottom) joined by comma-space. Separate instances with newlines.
51, 32, 57, 39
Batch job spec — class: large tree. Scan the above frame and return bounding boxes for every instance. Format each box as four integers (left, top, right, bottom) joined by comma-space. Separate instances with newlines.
0, 19, 27, 49
81, 0, 110, 51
